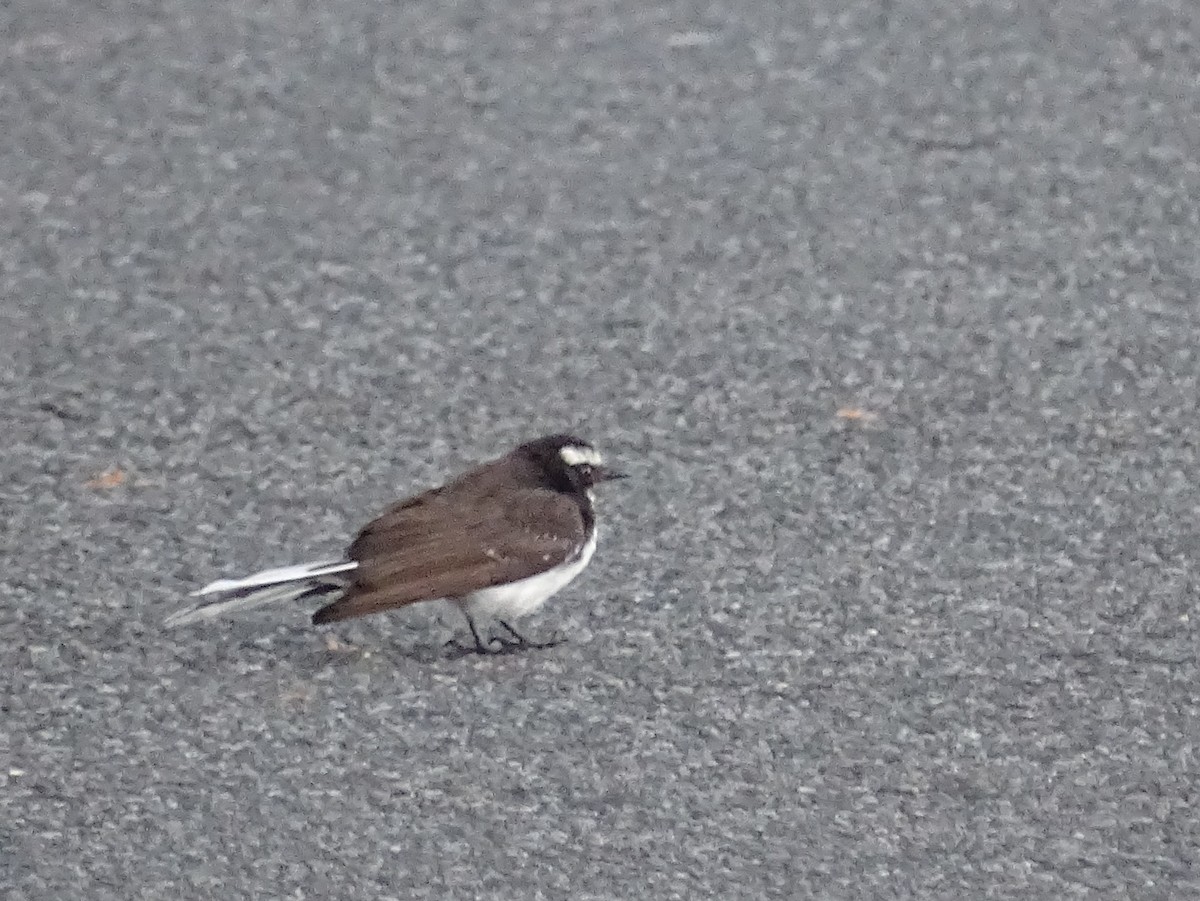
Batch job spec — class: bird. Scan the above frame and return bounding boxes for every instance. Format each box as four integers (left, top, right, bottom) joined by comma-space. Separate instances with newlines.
165, 434, 626, 653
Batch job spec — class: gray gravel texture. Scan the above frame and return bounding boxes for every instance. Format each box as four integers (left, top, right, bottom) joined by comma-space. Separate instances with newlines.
4, 0, 1199, 898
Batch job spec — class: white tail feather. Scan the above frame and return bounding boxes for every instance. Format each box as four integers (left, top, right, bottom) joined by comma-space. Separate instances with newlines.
165, 559, 358, 628
190, 560, 357, 597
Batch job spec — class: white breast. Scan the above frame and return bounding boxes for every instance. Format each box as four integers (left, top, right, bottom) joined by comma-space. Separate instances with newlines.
459, 529, 598, 622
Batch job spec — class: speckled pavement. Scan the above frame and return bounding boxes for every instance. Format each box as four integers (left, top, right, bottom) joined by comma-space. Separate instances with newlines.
3, 1, 1199, 897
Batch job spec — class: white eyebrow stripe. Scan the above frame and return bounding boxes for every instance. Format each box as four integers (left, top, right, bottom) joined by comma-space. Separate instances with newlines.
559, 445, 602, 467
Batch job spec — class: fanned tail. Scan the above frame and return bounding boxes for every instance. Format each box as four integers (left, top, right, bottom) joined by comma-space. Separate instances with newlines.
165, 559, 358, 627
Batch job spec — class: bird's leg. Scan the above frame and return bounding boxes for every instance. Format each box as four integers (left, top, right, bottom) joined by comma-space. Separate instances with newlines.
445, 612, 494, 655
498, 620, 565, 650
497, 621, 528, 645
468, 617, 491, 654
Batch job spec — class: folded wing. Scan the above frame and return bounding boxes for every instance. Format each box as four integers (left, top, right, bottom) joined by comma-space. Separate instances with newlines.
311, 488, 585, 624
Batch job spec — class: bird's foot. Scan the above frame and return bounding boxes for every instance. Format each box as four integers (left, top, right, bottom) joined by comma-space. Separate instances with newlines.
495, 620, 566, 651
444, 622, 565, 657
444, 635, 494, 656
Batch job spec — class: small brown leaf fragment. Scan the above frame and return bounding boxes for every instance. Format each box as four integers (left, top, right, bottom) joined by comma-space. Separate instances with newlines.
277, 683, 314, 710
835, 407, 879, 423
86, 468, 126, 489
324, 635, 357, 654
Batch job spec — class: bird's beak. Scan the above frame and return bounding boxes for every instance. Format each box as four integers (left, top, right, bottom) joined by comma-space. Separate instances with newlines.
596, 466, 628, 482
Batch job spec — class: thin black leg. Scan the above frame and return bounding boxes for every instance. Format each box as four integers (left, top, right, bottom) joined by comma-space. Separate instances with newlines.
468, 617, 490, 654
445, 612, 494, 655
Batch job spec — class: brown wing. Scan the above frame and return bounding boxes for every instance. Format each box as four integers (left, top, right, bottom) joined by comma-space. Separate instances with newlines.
311, 487, 585, 624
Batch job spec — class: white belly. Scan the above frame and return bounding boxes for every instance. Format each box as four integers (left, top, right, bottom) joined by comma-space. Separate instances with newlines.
458, 529, 597, 622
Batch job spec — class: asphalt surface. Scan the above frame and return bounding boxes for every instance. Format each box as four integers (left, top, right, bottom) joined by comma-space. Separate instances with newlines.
3, 0, 1199, 897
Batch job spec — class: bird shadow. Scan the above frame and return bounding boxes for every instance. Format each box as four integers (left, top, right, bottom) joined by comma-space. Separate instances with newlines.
171, 620, 568, 680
